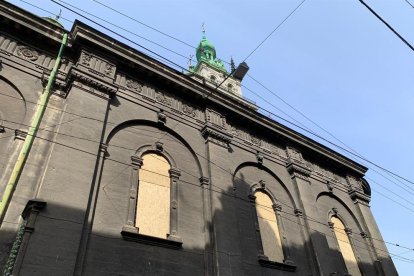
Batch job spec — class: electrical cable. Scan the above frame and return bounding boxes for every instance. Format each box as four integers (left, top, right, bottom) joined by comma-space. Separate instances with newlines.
243, 0, 307, 62
358, 0, 414, 52
21, 0, 414, 191
2, 121, 414, 256
49, 0, 414, 187
2, 88, 414, 213
4, 0, 414, 242
76, 0, 414, 191
2, 124, 410, 263
4, 0, 414, 266
404, 0, 414, 8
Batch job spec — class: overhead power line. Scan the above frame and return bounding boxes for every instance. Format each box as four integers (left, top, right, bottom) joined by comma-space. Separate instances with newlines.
243, 0, 307, 61
404, 0, 414, 9
10, 0, 414, 211
358, 0, 414, 52
1, 123, 413, 262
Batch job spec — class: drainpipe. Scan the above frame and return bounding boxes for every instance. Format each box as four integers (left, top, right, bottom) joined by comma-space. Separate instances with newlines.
0, 32, 68, 219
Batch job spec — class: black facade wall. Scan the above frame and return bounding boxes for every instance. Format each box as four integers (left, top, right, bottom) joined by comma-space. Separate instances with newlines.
0, 2, 398, 275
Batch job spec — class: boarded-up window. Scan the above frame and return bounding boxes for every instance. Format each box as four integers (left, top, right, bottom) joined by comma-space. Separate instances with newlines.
255, 191, 284, 263
136, 153, 171, 238
331, 216, 361, 276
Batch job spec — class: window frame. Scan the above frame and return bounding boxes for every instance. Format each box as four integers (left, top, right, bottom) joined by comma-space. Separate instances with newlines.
249, 181, 296, 271
328, 210, 363, 276
121, 144, 182, 248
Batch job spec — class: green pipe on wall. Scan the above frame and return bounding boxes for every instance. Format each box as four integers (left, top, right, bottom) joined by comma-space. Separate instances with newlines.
0, 33, 68, 219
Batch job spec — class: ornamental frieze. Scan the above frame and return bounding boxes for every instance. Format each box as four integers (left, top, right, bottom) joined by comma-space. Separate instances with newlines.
116, 74, 203, 121
0, 35, 62, 70
16, 46, 38, 61
77, 50, 116, 79
229, 124, 287, 159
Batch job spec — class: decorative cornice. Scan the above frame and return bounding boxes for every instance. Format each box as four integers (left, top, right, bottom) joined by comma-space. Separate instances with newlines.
349, 189, 371, 205
67, 68, 118, 97
130, 155, 143, 170
286, 162, 311, 181
169, 167, 181, 179
201, 124, 232, 149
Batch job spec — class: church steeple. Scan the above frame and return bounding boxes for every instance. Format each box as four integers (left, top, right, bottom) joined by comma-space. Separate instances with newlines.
192, 29, 227, 74
189, 26, 245, 98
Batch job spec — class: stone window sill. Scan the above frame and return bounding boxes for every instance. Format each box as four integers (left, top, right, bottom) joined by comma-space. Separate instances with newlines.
258, 255, 296, 271
121, 225, 182, 249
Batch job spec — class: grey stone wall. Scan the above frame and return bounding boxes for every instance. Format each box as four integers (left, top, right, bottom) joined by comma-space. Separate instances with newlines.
0, 2, 398, 275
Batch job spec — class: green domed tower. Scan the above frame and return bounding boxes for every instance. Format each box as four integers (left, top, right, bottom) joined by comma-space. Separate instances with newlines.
189, 29, 243, 97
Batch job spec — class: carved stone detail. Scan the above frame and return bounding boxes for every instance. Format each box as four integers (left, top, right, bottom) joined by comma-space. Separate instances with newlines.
131, 156, 143, 170
294, 208, 303, 217
182, 104, 197, 117
16, 46, 38, 61
156, 92, 173, 106
206, 108, 226, 129
169, 168, 181, 179
229, 123, 286, 159
349, 190, 371, 205
69, 70, 118, 96
286, 162, 311, 181
77, 50, 116, 79
80, 51, 92, 66
272, 203, 282, 212
199, 176, 209, 187
157, 110, 167, 125
155, 141, 163, 152
286, 146, 304, 163
125, 79, 143, 92
256, 152, 264, 165
346, 175, 363, 191
326, 181, 334, 193
201, 125, 232, 149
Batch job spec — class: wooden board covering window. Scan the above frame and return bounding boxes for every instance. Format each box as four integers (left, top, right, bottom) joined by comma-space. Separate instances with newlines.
255, 192, 284, 263
136, 153, 171, 238
331, 216, 361, 276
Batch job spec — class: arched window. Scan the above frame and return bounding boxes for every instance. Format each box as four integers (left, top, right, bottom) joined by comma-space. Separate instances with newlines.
331, 216, 361, 276
255, 191, 284, 263
136, 153, 171, 238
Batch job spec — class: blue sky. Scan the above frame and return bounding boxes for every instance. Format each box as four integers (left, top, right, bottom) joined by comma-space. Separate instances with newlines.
7, 0, 414, 274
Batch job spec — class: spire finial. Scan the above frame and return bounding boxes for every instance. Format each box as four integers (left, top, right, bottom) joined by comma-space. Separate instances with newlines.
201, 22, 206, 39
55, 9, 62, 21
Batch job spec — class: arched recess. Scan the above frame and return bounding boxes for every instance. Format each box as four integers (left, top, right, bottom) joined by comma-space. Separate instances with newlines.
233, 162, 297, 209
233, 162, 297, 270
0, 76, 27, 187
105, 119, 203, 177
93, 120, 205, 248
317, 192, 370, 275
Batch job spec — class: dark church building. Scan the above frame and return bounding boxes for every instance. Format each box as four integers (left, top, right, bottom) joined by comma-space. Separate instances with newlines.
0, 2, 398, 275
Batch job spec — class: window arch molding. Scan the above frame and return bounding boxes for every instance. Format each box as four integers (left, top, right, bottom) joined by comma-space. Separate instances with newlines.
105, 120, 204, 177
328, 209, 364, 276
249, 180, 296, 270
122, 143, 182, 247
